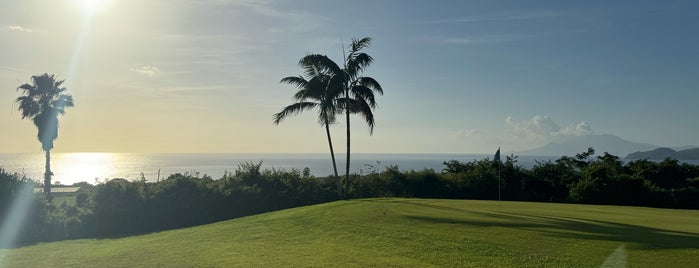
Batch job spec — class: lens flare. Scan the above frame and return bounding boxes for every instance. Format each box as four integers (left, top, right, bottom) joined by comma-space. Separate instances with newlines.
0, 183, 34, 262
74, 0, 112, 17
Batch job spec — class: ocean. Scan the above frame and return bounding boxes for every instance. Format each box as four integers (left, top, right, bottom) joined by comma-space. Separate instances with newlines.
5, 153, 694, 186
0, 153, 554, 185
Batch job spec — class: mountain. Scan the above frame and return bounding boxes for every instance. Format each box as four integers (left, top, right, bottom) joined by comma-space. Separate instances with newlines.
520, 134, 658, 157
670, 145, 699, 151
626, 147, 699, 160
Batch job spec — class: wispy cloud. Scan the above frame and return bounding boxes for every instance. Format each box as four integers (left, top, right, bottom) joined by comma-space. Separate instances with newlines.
174, 0, 327, 33
0, 65, 28, 72
153, 85, 230, 96
130, 65, 160, 77
455, 129, 485, 139
6, 25, 32, 33
429, 10, 566, 24
440, 34, 533, 45
436, 28, 589, 46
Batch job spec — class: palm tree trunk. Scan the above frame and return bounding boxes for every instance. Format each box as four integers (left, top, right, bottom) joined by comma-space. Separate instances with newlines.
44, 149, 52, 200
324, 118, 340, 197
345, 100, 351, 199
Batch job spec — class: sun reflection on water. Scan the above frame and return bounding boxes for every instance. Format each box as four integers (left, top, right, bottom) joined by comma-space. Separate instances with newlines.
52, 153, 117, 184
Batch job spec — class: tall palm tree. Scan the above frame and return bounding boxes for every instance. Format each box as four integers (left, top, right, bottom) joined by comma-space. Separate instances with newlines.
339, 37, 383, 197
16, 73, 74, 199
300, 37, 383, 197
274, 58, 344, 195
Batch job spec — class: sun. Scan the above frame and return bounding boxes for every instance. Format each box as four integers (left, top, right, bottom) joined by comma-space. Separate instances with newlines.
74, 0, 113, 16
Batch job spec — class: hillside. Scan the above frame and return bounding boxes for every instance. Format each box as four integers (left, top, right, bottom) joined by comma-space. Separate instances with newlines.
520, 134, 658, 156
1, 199, 698, 267
627, 147, 699, 160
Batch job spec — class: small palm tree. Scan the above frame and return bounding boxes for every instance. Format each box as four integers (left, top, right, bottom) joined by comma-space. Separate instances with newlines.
16, 73, 74, 199
274, 58, 343, 195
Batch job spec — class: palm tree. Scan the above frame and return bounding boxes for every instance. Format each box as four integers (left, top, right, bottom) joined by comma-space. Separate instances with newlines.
16, 73, 74, 199
300, 37, 383, 197
339, 37, 383, 197
274, 58, 344, 195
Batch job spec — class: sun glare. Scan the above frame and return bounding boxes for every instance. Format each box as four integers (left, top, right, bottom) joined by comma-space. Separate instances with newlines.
53, 153, 117, 183
74, 0, 112, 16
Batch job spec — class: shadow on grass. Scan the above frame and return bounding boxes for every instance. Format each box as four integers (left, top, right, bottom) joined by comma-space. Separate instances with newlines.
370, 199, 699, 250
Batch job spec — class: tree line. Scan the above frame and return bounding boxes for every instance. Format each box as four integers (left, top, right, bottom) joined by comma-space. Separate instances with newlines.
2, 148, 698, 247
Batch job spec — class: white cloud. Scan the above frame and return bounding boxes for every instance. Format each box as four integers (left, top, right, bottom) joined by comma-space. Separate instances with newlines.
130, 65, 160, 76
558, 121, 593, 137
505, 115, 593, 139
6, 25, 32, 33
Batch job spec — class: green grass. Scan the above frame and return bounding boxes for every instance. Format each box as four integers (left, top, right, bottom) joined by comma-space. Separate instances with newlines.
2, 198, 698, 267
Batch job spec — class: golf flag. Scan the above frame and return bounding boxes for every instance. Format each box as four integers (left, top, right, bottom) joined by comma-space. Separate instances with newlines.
494, 147, 501, 162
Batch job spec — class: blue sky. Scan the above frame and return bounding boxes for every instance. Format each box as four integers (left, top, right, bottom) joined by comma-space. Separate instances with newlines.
1, 0, 697, 154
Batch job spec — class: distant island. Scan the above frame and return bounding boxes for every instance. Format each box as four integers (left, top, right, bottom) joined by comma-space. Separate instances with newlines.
626, 147, 699, 160
519, 134, 657, 157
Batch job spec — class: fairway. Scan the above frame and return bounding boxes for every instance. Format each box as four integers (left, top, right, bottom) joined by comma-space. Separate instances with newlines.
1, 198, 698, 267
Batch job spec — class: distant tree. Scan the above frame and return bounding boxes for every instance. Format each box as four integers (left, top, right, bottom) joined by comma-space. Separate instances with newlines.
274, 58, 343, 195
300, 37, 384, 197
16, 73, 74, 199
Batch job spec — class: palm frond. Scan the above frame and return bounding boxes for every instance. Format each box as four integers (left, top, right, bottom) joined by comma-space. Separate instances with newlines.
335, 97, 351, 111
347, 53, 374, 76
356, 99, 375, 135
358, 77, 383, 95
33, 74, 56, 93
54, 95, 74, 114
280, 76, 308, 89
326, 74, 345, 99
351, 85, 377, 109
16, 96, 40, 119
299, 54, 342, 76
337, 97, 375, 134
293, 88, 312, 101
294, 76, 328, 101
53, 78, 65, 89
319, 97, 338, 116
273, 102, 318, 125
17, 83, 35, 95
350, 37, 372, 53
318, 109, 337, 126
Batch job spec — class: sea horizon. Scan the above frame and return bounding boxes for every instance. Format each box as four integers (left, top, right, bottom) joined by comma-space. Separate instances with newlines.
0, 152, 551, 185
3, 152, 696, 186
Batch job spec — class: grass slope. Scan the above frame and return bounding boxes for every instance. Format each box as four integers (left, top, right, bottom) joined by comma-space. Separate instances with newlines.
2, 199, 698, 267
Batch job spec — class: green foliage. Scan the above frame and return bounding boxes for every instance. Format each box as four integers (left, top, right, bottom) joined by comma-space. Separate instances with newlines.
93, 179, 144, 236
0, 168, 33, 212
0, 168, 44, 247
72, 164, 338, 239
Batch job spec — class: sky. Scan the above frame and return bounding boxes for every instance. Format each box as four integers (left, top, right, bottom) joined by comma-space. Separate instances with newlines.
0, 0, 697, 154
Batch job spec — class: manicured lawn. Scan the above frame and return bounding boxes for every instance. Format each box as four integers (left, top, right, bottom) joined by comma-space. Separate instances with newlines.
1, 198, 698, 267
